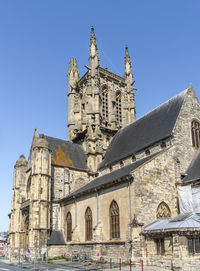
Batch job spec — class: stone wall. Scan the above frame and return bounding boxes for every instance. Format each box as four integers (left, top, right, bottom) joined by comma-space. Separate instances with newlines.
133, 148, 178, 223
61, 181, 131, 244
145, 234, 200, 271
47, 242, 130, 262
131, 148, 179, 261
52, 166, 88, 200
172, 87, 200, 174
47, 245, 67, 258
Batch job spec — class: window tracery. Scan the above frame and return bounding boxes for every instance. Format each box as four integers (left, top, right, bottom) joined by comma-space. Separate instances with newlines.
102, 90, 108, 119
110, 200, 120, 239
85, 207, 93, 241
116, 92, 122, 123
156, 202, 171, 219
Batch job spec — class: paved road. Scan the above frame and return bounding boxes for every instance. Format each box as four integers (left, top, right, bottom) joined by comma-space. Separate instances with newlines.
0, 259, 171, 271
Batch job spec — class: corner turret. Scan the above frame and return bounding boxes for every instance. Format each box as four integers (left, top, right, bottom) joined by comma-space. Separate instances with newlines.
9, 154, 28, 248
30, 133, 52, 246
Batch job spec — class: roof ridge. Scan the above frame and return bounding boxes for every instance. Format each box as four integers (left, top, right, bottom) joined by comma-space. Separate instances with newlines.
126, 88, 188, 131
45, 135, 83, 147
45, 135, 69, 142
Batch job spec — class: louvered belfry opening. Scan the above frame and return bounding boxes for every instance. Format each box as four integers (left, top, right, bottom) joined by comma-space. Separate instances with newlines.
85, 207, 93, 241
116, 94, 122, 123
191, 120, 200, 148
102, 91, 109, 119
66, 212, 72, 242
110, 200, 120, 239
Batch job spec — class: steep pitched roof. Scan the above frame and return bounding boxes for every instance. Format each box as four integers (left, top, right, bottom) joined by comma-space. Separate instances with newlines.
61, 151, 162, 202
99, 90, 187, 169
45, 136, 87, 170
183, 150, 200, 182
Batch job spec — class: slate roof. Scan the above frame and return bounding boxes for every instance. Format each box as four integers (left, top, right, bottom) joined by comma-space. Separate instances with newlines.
183, 150, 200, 182
61, 151, 162, 202
45, 136, 87, 170
47, 230, 66, 245
99, 90, 187, 169
143, 213, 200, 233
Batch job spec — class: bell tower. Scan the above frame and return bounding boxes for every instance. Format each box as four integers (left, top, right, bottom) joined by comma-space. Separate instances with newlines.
67, 27, 136, 172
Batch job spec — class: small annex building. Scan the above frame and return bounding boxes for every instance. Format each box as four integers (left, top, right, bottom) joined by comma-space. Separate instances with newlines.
8, 28, 200, 271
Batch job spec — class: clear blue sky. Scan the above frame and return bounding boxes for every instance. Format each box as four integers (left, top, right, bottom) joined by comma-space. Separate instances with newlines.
0, 0, 200, 232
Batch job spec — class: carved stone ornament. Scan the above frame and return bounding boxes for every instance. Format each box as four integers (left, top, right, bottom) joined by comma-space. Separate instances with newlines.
156, 202, 171, 219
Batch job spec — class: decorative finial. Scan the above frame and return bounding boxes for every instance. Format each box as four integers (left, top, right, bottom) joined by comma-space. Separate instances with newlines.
124, 45, 132, 76
34, 128, 37, 138
89, 26, 98, 67
68, 58, 79, 79
90, 26, 97, 46
125, 46, 129, 56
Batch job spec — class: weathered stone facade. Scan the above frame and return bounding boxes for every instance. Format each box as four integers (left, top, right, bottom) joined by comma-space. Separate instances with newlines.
8, 28, 200, 270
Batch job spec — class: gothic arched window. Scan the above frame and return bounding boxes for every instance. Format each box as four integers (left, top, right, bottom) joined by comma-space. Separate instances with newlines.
116, 92, 122, 123
191, 120, 200, 148
66, 212, 72, 242
156, 202, 171, 219
85, 207, 93, 241
110, 200, 120, 239
102, 90, 108, 119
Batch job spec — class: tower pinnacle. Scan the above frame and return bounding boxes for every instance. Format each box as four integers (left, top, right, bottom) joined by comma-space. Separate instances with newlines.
90, 26, 97, 47
68, 58, 79, 81
89, 27, 99, 68
124, 46, 135, 122
124, 46, 132, 79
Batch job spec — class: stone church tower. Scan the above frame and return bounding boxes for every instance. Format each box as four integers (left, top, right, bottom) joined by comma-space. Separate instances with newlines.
67, 27, 136, 172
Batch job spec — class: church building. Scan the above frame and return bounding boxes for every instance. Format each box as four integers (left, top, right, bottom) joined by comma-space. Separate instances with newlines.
8, 28, 200, 271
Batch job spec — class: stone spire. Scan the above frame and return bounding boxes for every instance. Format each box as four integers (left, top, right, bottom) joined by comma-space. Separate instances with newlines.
89, 27, 99, 69
124, 46, 133, 83
123, 46, 136, 123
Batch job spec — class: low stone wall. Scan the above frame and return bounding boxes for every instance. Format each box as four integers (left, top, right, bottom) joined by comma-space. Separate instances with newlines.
47, 245, 67, 258
145, 256, 200, 271
47, 242, 130, 262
